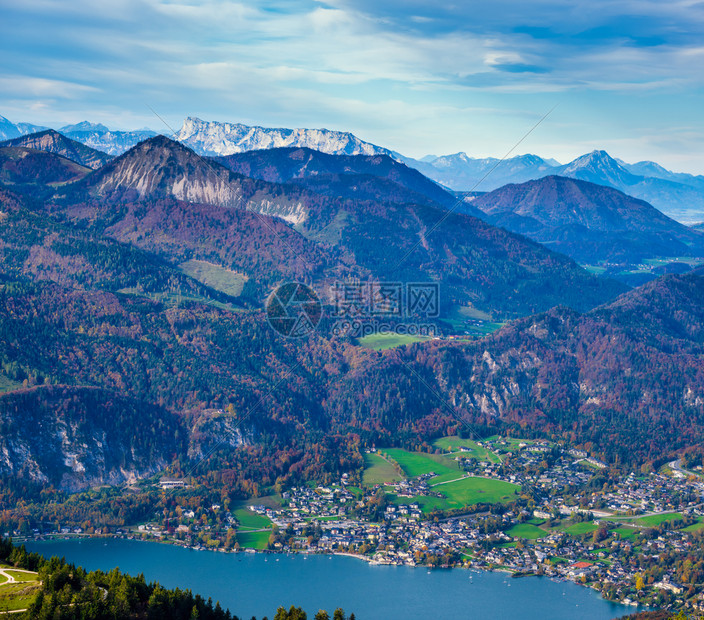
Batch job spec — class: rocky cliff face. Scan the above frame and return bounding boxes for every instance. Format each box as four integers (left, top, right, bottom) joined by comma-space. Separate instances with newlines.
80, 135, 307, 224
0, 386, 184, 491
175, 117, 393, 157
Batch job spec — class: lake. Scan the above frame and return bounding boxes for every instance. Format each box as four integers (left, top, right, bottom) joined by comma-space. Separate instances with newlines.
27, 539, 633, 620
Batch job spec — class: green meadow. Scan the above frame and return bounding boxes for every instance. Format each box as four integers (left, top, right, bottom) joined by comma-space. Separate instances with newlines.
433, 436, 501, 463
236, 531, 271, 550
357, 333, 430, 350
233, 507, 272, 530
506, 523, 546, 540
179, 260, 248, 297
383, 448, 459, 479
363, 452, 403, 485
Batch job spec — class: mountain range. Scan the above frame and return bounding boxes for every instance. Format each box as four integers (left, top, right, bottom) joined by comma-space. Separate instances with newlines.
471, 175, 704, 269
52, 134, 622, 317
58, 121, 158, 156
410, 149, 704, 224
0, 115, 47, 140
213, 145, 464, 212
0, 129, 112, 169
4, 113, 704, 222
0, 121, 702, 505
174, 116, 394, 157
4, 126, 701, 278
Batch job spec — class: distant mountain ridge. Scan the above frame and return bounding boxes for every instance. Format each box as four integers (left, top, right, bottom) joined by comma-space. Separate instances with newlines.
0, 129, 112, 169
213, 146, 471, 213
59, 121, 157, 156
0, 115, 48, 140
174, 116, 395, 158
551, 151, 704, 224
472, 175, 704, 266
401, 152, 559, 192
4, 113, 704, 221
410, 149, 704, 223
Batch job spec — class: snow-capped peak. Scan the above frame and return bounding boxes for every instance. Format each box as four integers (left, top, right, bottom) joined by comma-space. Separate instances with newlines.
174, 117, 393, 158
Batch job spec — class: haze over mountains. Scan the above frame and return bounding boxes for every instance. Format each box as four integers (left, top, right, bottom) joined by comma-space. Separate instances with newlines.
3, 114, 704, 223
59, 121, 157, 156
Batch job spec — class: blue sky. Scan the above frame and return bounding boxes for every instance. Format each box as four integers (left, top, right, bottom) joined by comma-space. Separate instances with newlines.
1, 0, 703, 172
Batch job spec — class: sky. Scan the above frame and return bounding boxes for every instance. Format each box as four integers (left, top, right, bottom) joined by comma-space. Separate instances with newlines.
1, 0, 703, 172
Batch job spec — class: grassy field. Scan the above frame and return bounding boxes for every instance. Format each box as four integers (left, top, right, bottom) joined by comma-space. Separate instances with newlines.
436, 476, 520, 508
389, 476, 520, 514
506, 523, 546, 540
453, 306, 492, 321
179, 260, 248, 297
433, 436, 501, 463
383, 449, 459, 479
240, 494, 283, 510
233, 508, 272, 530
236, 530, 271, 550
363, 453, 403, 485
0, 569, 40, 612
562, 522, 598, 536
635, 513, 683, 527
357, 333, 430, 350
612, 526, 638, 540
5, 571, 37, 582
464, 322, 505, 337
117, 287, 240, 311
387, 494, 448, 513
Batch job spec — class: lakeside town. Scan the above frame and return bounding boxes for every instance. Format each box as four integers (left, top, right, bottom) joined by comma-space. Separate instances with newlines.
11, 436, 704, 615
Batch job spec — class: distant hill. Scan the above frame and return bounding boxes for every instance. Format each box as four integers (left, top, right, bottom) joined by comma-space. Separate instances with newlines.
59, 121, 157, 156
0, 146, 91, 189
215, 146, 468, 212
401, 152, 558, 192
551, 151, 704, 224
0, 115, 47, 140
620, 159, 704, 191
0, 129, 112, 169
472, 175, 704, 265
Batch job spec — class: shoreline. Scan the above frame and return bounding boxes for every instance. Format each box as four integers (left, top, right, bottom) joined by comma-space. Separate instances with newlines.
20, 532, 640, 610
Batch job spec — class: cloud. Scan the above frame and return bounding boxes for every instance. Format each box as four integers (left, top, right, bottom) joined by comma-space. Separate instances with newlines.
0, 0, 703, 170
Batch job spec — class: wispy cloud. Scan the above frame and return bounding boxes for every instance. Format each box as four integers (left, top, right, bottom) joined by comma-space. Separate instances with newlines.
0, 0, 703, 171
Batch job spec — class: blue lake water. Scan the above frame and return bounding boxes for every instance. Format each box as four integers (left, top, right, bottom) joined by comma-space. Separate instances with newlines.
27, 539, 633, 620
